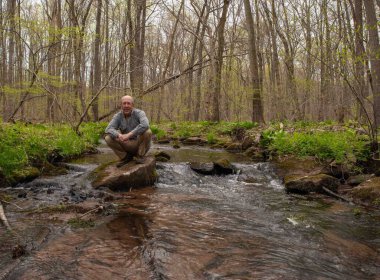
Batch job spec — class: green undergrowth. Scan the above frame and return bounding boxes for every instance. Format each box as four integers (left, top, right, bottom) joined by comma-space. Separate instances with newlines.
151, 121, 258, 143
260, 122, 371, 165
0, 122, 107, 180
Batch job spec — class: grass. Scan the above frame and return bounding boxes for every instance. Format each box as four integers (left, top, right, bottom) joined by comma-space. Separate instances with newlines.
0, 122, 107, 180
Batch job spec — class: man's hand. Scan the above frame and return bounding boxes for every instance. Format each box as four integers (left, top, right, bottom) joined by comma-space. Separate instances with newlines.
117, 132, 134, 142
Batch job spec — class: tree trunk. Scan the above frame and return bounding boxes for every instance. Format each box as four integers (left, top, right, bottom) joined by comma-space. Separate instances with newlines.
364, 0, 380, 144
92, 0, 102, 121
243, 0, 264, 123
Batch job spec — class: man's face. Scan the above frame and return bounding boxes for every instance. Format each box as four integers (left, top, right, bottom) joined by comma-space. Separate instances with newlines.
121, 97, 134, 115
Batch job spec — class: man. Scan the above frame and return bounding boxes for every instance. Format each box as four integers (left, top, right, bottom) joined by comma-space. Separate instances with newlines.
105, 95, 152, 167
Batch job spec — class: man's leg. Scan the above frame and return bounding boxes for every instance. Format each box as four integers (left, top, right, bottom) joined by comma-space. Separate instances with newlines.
137, 129, 152, 157
104, 135, 127, 160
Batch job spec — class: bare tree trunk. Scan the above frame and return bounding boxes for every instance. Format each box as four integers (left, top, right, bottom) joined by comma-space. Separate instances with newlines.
364, 0, 380, 147
92, 0, 102, 120
211, 0, 230, 122
243, 0, 264, 123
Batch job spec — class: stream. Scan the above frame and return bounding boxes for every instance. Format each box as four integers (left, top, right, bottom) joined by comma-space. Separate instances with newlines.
0, 141, 379, 279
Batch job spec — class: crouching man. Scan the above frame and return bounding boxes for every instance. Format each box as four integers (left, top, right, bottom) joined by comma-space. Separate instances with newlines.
105, 95, 152, 167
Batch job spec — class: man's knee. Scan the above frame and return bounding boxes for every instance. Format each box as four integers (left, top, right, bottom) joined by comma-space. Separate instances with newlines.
104, 134, 115, 145
142, 129, 152, 140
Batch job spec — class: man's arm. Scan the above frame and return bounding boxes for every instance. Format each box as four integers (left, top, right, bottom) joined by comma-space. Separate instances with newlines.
105, 113, 121, 139
131, 110, 149, 136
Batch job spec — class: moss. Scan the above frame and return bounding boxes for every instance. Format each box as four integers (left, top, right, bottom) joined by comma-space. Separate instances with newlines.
68, 218, 95, 229
9, 166, 40, 185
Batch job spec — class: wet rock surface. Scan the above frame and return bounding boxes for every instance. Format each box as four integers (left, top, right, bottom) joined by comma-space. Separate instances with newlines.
349, 176, 380, 205
190, 159, 237, 175
284, 174, 340, 194
92, 156, 157, 191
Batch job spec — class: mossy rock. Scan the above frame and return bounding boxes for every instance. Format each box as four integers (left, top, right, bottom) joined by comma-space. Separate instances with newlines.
92, 156, 157, 191
346, 174, 374, 186
9, 166, 40, 185
241, 136, 255, 150
225, 142, 242, 152
154, 151, 171, 160
213, 159, 236, 175
349, 177, 380, 206
284, 173, 340, 194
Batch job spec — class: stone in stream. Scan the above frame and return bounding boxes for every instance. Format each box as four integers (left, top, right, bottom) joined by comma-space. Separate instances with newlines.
181, 137, 207, 145
154, 151, 171, 162
92, 156, 157, 191
284, 174, 340, 194
190, 159, 237, 175
189, 162, 215, 175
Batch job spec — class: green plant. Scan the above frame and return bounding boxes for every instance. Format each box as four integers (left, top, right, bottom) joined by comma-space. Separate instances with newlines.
207, 132, 217, 144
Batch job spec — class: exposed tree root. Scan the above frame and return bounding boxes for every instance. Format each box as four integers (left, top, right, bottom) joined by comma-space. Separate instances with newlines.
0, 201, 12, 231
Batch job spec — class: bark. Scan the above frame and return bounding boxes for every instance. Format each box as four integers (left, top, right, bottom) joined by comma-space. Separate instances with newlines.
243, 0, 264, 123
363, 0, 380, 147
92, 0, 102, 120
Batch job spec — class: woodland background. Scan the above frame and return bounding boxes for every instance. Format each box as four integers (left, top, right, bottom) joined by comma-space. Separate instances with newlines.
0, 0, 380, 133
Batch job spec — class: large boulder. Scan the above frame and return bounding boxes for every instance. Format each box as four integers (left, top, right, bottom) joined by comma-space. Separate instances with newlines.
284, 174, 340, 194
349, 177, 380, 207
92, 157, 157, 191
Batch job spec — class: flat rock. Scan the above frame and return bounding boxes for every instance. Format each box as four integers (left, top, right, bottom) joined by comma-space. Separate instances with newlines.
182, 137, 207, 145
92, 157, 157, 191
285, 174, 340, 194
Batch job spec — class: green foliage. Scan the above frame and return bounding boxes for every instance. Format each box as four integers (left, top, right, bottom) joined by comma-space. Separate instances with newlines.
264, 128, 369, 164
206, 132, 217, 144
216, 121, 258, 135
150, 124, 167, 140
0, 122, 106, 179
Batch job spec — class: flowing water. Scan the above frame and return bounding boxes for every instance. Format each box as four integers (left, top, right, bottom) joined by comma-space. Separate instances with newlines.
1, 142, 380, 279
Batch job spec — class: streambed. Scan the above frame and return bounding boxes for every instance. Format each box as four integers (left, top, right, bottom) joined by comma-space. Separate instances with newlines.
0, 141, 379, 279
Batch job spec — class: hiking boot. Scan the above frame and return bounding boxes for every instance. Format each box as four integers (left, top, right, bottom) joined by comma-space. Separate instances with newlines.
134, 156, 146, 164
116, 155, 133, 168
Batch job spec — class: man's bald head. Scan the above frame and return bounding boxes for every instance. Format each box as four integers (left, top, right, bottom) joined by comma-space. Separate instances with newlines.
121, 95, 134, 116
121, 95, 134, 104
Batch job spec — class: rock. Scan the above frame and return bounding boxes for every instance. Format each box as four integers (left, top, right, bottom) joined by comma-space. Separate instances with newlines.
172, 141, 180, 149
241, 136, 254, 150
92, 156, 157, 191
285, 174, 340, 194
349, 177, 380, 206
181, 137, 207, 145
244, 146, 266, 161
154, 151, 171, 162
225, 142, 242, 152
274, 156, 324, 180
157, 138, 170, 144
213, 159, 236, 175
321, 160, 355, 180
346, 174, 374, 186
10, 167, 40, 186
190, 162, 215, 175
